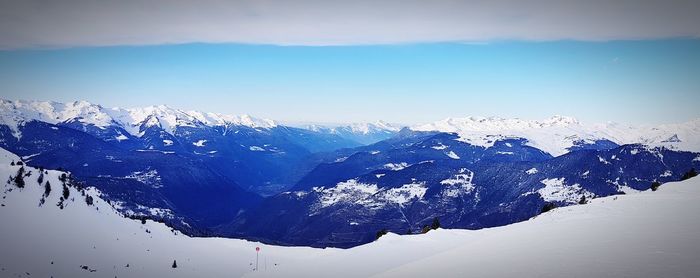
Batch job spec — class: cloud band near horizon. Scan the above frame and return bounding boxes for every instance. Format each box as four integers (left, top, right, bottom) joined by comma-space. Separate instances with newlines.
1, 0, 699, 49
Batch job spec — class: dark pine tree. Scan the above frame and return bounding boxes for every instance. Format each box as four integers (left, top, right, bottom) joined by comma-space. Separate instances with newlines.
44, 181, 52, 197
375, 228, 389, 240
651, 181, 661, 191
421, 225, 431, 234
62, 183, 70, 199
431, 217, 441, 230
541, 203, 556, 213
578, 196, 587, 204
13, 167, 26, 188
172, 260, 178, 268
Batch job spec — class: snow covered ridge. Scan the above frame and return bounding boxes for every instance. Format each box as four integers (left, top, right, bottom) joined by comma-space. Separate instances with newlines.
303, 120, 402, 135
412, 115, 700, 156
0, 99, 277, 138
2, 139, 700, 277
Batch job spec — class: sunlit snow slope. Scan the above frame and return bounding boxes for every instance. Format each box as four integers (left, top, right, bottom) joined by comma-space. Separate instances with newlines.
1, 145, 699, 277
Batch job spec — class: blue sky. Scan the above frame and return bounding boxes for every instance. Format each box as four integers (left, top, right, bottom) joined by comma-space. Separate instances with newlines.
1, 40, 699, 125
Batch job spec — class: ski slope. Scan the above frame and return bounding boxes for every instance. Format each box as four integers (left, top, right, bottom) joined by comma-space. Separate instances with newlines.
1, 146, 699, 277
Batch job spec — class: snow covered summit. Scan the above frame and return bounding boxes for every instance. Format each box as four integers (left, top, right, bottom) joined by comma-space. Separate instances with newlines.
0, 99, 277, 138
413, 115, 700, 156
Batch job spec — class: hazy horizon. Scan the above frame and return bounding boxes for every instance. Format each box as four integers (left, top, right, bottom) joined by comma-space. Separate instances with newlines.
2, 1, 699, 125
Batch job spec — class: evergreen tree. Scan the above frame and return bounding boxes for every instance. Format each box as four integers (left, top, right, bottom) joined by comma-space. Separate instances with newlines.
541, 203, 556, 213
62, 183, 69, 199
431, 217, 441, 230
578, 196, 587, 204
375, 228, 388, 240
651, 181, 661, 191
172, 260, 178, 268
421, 225, 431, 234
13, 167, 25, 188
37, 172, 44, 185
44, 181, 52, 197
406, 228, 413, 235
85, 195, 94, 206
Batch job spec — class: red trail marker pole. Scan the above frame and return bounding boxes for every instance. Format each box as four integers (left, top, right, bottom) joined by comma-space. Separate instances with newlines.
255, 246, 260, 271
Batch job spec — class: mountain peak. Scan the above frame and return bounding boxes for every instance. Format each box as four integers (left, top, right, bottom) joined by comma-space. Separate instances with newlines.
0, 99, 277, 138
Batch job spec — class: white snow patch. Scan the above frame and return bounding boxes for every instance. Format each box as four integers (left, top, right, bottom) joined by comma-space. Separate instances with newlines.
661, 170, 672, 177
162, 139, 173, 146
538, 178, 592, 203
525, 168, 539, 175
440, 169, 476, 198
317, 179, 379, 208
334, 156, 348, 163
445, 151, 460, 159
431, 143, 448, 150
192, 140, 207, 147
384, 162, 410, 171
380, 182, 428, 206
249, 146, 265, 151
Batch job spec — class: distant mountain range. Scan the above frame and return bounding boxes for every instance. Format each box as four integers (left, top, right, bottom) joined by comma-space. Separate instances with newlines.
1, 99, 698, 247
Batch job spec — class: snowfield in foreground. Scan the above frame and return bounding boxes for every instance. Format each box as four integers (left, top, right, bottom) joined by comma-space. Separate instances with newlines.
1, 147, 699, 278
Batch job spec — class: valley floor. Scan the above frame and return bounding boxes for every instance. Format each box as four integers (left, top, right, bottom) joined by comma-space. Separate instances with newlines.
1, 147, 699, 277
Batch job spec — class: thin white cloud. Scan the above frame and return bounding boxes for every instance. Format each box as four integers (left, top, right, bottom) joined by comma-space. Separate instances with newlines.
0, 0, 699, 49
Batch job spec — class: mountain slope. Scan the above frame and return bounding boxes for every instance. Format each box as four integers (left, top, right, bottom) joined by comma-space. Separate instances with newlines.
228, 132, 699, 247
2, 145, 699, 277
413, 115, 700, 156
246, 176, 700, 278
302, 121, 402, 145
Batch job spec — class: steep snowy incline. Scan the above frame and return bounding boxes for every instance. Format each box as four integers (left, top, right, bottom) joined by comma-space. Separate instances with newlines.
413, 116, 700, 156
0, 147, 325, 278
1, 144, 699, 277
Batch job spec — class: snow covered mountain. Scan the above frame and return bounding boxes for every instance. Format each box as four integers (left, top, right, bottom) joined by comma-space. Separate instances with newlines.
2, 99, 699, 250
228, 129, 700, 247
302, 121, 402, 145
0, 99, 363, 235
413, 115, 700, 156
0, 99, 277, 138
2, 144, 699, 277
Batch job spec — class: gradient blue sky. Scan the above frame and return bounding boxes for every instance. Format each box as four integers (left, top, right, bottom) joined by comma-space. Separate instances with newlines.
1, 40, 699, 125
